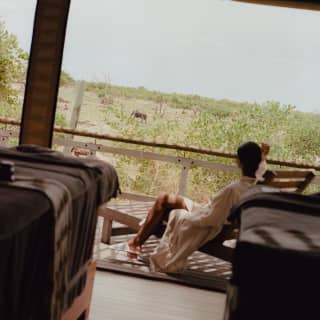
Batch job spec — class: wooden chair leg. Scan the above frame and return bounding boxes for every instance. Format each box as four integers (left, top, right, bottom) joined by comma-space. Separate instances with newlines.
199, 241, 233, 262
199, 224, 236, 262
101, 218, 113, 244
61, 261, 96, 320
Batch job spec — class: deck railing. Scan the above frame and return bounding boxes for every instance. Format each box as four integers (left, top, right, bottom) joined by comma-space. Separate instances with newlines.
1, 117, 319, 201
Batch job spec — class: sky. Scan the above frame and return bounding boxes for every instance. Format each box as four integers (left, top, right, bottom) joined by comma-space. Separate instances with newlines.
1, 0, 320, 113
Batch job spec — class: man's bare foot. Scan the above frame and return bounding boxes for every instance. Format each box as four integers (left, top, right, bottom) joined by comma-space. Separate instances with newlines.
127, 239, 142, 258
128, 238, 142, 252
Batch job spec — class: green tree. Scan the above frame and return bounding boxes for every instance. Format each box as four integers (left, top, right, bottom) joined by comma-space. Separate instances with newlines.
0, 20, 27, 107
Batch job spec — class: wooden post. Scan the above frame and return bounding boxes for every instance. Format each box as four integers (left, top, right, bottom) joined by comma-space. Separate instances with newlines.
69, 81, 85, 132
19, 0, 71, 147
178, 165, 189, 196
64, 81, 85, 153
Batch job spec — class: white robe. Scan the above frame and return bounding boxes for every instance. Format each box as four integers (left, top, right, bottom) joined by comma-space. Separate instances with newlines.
149, 176, 256, 273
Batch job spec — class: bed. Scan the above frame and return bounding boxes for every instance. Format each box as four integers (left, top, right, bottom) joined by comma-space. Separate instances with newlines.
0, 145, 119, 320
224, 186, 320, 320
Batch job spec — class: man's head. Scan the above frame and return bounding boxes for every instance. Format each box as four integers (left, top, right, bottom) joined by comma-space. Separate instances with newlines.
237, 141, 262, 177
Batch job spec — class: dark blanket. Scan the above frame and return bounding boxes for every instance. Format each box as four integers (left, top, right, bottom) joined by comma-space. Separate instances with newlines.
227, 186, 320, 320
230, 185, 320, 252
0, 145, 119, 320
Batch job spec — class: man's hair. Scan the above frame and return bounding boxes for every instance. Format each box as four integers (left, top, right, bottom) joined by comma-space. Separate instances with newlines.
237, 141, 262, 177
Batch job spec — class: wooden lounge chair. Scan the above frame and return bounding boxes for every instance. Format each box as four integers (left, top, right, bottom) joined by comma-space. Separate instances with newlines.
98, 168, 316, 262
259, 168, 316, 193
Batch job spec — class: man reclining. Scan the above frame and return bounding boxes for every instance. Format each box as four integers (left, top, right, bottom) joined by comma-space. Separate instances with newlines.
128, 141, 269, 272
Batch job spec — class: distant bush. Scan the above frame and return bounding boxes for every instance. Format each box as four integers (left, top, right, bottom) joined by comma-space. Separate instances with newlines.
55, 112, 67, 127
59, 70, 75, 87
56, 79, 320, 200
100, 97, 320, 200
85, 80, 248, 116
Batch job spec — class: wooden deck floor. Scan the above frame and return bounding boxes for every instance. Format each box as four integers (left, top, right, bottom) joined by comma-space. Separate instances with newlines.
92, 216, 226, 319
90, 270, 226, 320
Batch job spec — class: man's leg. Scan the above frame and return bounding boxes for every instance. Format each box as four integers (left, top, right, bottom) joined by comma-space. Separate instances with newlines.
128, 193, 188, 252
